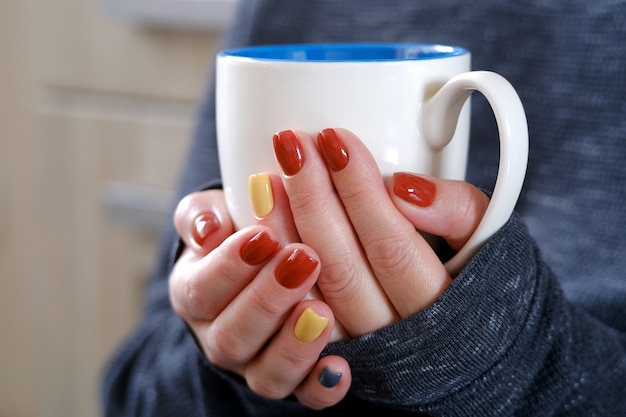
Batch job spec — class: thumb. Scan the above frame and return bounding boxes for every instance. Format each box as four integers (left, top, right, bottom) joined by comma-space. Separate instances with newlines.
173, 190, 235, 256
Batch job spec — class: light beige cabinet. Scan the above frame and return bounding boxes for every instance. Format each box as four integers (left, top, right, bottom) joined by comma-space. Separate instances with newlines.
0, 1, 223, 416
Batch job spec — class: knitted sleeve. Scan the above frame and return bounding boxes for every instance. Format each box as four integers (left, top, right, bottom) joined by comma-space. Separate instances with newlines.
323, 213, 626, 416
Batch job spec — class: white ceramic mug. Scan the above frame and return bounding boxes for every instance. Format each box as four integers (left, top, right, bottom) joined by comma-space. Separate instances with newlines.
216, 43, 528, 273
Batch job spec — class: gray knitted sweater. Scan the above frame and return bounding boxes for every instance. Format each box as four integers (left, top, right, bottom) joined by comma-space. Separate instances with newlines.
102, 1, 626, 415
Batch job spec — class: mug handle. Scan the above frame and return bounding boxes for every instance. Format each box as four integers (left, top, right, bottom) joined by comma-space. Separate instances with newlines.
420, 71, 529, 276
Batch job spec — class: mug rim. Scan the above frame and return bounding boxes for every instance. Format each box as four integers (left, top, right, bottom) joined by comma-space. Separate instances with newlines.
219, 43, 469, 62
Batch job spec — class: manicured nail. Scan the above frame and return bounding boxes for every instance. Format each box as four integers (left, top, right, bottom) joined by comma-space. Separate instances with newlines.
273, 130, 304, 176
294, 307, 329, 343
318, 128, 349, 171
248, 174, 275, 218
192, 212, 220, 246
319, 366, 342, 388
275, 248, 318, 289
240, 230, 280, 265
392, 172, 437, 207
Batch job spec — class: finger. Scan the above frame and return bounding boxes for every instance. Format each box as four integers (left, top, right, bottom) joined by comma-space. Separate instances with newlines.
294, 355, 351, 410
273, 129, 398, 335
315, 128, 451, 317
205, 243, 321, 370
173, 190, 235, 256
387, 172, 491, 251
248, 172, 300, 245
169, 226, 280, 323
248, 172, 349, 342
245, 300, 338, 400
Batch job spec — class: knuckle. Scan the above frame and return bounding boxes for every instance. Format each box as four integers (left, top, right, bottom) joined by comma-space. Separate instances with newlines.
287, 184, 330, 218
338, 176, 379, 204
366, 234, 415, 276
249, 285, 285, 318
318, 258, 363, 302
205, 324, 250, 366
180, 270, 218, 320
168, 252, 216, 321
247, 375, 290, 400
176, 251, 244, 321
169, 262, 196, 319
279, 343, 314, 369
247, 346, 310, 400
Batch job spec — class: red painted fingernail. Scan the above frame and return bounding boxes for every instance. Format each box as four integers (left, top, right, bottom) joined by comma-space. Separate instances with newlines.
273, 130, 304, 176
392, 172, 437, 207
275, 248, 318, 289
192, 212, 221, 246
240, 231, 280, 265
318, 128, 349, 171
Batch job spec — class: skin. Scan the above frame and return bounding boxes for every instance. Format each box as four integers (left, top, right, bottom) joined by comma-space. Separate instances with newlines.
169, 128, 490, 410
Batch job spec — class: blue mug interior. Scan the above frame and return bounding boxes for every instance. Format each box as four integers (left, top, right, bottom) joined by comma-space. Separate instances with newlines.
220, 43, 468, 61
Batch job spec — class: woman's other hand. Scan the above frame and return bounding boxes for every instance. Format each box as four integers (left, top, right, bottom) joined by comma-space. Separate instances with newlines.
169, 190, 351, 410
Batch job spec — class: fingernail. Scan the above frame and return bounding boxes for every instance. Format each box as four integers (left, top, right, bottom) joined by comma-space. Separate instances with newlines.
392, 172, 437, 207
248, 174, 275, 218
273, 130, 304, 176
192, 212, 221, 246
294, 307, 329, 343
275, 248, 318, 289
319, 366, 342, 388
240, 230, 280, 265
317, 128, 349, 171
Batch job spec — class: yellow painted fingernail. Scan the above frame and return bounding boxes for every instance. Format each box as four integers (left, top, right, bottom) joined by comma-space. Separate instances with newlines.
294, 307, 329, 343
248, 173, 274, 218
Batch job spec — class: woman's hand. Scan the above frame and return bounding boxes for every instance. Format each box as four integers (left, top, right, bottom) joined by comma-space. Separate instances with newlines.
167, 126, 491, 409
169, 190, 351, 410
257, 128, 490, 337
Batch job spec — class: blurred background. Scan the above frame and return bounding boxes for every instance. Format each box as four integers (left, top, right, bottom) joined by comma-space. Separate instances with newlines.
0, 0, 235, 416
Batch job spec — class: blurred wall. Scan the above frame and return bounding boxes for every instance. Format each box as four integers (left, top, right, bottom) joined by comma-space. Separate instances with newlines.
0, 1, 225, 416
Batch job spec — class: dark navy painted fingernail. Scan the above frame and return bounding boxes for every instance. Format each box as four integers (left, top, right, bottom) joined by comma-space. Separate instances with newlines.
319, 366, 342, 388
